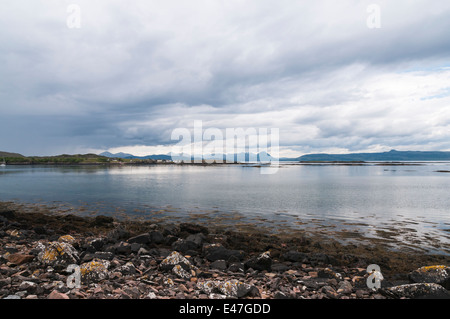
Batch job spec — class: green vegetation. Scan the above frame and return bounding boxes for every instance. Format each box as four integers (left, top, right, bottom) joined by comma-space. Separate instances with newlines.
2, 153, 155, 165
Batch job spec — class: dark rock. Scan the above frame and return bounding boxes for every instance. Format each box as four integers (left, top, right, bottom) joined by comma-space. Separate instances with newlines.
162, 224, 178, 237
172, 239, 199, 253
210, 260, 227, 271
0, 210, 15, 219
186, 233, 206, 246
92, 215, 114, 227
33, 226, 47, 235
310, 253, 336, 266
283, 251, 308, 263
381, 283, 450, 299
114, 242, 132, 255
203, 244, 245, 262
228, 262, 245, 272
149, 231, 165, 244
318, 268, 343, 280
271, 263, 289, 272
107, 226, 130, 241
244, 251, 272, 271
130, 243, 141, 253
180, 223, 208, 235
408, 266, 450, 289
164, 235, 179, 246
128, 233, 150, 245
82, 251, 114, 262
274, 291, 289, 299
90, 238, 105, 251
301, 279, 329, 290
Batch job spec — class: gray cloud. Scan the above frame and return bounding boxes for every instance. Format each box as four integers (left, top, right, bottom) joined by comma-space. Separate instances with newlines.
1, 0, 450, 156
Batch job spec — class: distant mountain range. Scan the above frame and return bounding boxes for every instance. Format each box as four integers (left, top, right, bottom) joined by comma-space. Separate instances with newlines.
292, 150, 450, 162
2, 149, 450, 163
101, 149, 450, 162
100, 151, 275, 162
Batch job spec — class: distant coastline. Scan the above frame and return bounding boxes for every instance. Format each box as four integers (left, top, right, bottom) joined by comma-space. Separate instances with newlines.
2, 149, 450, 166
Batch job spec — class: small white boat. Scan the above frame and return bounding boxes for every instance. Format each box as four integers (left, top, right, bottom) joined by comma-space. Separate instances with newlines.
0, 158, 6, 167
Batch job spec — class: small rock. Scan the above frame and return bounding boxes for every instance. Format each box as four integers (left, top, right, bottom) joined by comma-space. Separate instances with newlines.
7, 253, 34, 265
210, 260, 227, 271
318, 268, 343, 281
48, 290, 70, 299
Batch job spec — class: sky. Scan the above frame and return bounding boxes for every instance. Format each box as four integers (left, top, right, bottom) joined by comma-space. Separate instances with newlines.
1, 0, 450, 157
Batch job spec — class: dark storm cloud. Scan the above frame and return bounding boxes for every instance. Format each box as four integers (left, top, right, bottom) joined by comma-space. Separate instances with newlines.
1, 0, 450, 156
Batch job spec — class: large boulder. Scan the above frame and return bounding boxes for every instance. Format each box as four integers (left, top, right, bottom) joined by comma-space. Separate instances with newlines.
160, 251, 195, 279
80, 259, 110, 283
381, 283, 450, 299
244, 251, 272, 271
408, 265, 450, 289
36, 241, 79, 268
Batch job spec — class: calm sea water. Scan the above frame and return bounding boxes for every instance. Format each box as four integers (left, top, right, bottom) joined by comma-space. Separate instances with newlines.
1, 163, 449, 253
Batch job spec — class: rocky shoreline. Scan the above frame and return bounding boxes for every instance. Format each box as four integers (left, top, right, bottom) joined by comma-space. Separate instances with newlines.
1, 202, 449, 299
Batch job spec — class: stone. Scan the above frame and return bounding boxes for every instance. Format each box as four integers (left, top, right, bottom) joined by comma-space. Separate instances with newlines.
58, 235, 76, 245
179, 223, 208, 235
337, 280, 353, 294
80, 259, 110, 283
381, 283, 450, 299
185, 233, 206, 246
90, 238, 105, 251
172, 239, 199, 253
282, 251, 308, 263
116, 262, 137, 276
160, 251, 193, 272
6, 253, 34, 265
149, 231, 165, 244
18, 281, 37, 293
321, 285, 339, 299
127, 233, 151, 245
172, 264, 193, 279
228, 262, 245, 273
244, 251, 272, 271
318, 268, 343, 280
114, 242, 132, 255
37, 241, 79, 267
408, 265, 450, 289
210, 260, 227, 271
197, 279, 259, 298
48, 290, 70, 299
203, 244, 245, 262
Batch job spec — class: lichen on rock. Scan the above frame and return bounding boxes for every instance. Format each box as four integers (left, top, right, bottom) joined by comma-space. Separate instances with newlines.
80, 259, 110, 283
37, 241, 79, 267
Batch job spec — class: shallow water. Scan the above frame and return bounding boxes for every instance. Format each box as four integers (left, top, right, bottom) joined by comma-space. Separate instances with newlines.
1, 162, 449, 253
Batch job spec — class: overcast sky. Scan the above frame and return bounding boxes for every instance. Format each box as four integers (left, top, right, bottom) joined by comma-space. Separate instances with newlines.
1, 0, 450, 156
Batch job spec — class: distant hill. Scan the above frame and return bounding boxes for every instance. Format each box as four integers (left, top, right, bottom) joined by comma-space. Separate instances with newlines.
0, 151, 24, 158
295, 150, 450, 162
100, 151, 276, 162
100, 152, 172, 161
